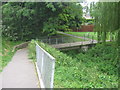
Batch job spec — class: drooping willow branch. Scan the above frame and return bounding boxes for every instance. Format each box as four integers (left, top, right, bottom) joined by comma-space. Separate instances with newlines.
94, 2, 119, 45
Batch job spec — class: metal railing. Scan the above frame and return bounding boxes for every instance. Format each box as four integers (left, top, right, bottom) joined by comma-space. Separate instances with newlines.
39, 35, 97, 45
36, 43, 55, 88
40, 37, 74, 45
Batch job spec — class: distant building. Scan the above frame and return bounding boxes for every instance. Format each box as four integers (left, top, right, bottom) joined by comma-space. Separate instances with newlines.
80, 0, 93, 19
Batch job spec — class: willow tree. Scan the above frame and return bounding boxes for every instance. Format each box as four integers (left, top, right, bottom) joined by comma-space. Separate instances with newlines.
92, 2, 120, 46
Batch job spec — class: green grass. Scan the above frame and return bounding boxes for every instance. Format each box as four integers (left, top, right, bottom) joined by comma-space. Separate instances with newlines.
56, 33, 84, 43
1, 38, 23, 72
65, 32, 98, 40
64, 32, 113, 41
28, 40, 118, 88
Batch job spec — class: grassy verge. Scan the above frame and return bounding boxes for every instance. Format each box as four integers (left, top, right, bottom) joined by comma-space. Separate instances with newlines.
64, 32, 113, 41
1, 38, 23, 72
56, 33, 84, 42
28, 40, 118, 88
65, 32, 98, 40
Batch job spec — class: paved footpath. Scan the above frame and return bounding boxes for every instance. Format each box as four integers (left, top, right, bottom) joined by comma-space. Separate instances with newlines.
1, 48, 39, 88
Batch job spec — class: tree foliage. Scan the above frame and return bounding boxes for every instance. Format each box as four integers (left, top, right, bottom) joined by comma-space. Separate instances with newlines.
2, 2, 83, 41
91, 2, 120, 46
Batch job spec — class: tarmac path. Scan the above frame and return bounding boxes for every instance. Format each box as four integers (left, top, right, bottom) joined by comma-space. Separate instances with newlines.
1, 48, 39, 88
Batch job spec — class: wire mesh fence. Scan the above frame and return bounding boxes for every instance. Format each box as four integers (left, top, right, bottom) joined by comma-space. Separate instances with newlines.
36, 43, 55, 88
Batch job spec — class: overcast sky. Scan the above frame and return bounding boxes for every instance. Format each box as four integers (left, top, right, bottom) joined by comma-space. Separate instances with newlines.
86, 0, 99, 3
81, 0, 99, 8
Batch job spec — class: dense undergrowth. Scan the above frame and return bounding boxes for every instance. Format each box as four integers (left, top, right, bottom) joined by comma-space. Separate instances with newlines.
28, 40, 118, 88
1, 38, 23, 72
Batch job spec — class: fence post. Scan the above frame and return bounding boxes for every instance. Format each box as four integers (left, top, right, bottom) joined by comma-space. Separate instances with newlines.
84, 34, 85, 41
56, 38, 58, 44
81, 41, 83, 45
92, 36, 94, 43
110, 33, 112, 41
49, 38, 51, 44
61, 36, 63, 43
88, 33, 89, 38
41, 40, 42, 42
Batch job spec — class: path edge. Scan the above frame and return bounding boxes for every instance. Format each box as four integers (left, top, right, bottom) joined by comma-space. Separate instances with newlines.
35, 62, 45, 88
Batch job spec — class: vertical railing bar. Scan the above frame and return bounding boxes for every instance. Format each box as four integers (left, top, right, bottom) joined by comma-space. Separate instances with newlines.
41, 48, 44, 75
61, 36, 63, 43
50, 59, 55, 88
49, 38, 51, 45
84, 34, 85, 41
56, 38, 58, 44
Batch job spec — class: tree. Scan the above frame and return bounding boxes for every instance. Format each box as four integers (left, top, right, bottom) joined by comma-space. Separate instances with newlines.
2, 2, 83, 41
92, 2, 120, 46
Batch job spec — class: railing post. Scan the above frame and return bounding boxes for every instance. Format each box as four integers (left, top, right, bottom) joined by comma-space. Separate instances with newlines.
41, 40, 42, 43
110, 33, 112, 41
41, 51, 44, 74
56, 38, 58, 44
61, 36, 63, 43
88, 33, 89, 38
50, 59, 55, 88
49, 38, 51, 44
92, 36, 94, 43
84, 34, 85, 41
81, 41, 83, 45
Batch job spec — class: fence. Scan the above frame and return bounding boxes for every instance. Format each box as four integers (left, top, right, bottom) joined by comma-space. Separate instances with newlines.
39, 33, 97, 45
35, 43, 55, 88
40, 37, 75, 45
